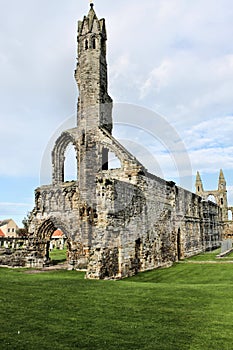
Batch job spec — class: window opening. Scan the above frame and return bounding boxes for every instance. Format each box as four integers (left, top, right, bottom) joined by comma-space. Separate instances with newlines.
108, 152, 121, 169
207, 195, 216, 204
102, 148, 108, 170
102, 148, 121, 170
81, 131, 85, 145
64, 144, 77, 182
228, 210, 232, 221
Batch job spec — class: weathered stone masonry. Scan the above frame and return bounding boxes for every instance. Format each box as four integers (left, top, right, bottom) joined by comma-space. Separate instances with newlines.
9, 4, 226, 278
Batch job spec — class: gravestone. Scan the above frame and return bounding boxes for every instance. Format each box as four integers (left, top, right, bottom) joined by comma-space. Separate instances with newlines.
221, 239, 232, 254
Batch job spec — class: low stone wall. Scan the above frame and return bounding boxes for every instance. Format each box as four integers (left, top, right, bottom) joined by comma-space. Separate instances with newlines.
0, 238, 45, 268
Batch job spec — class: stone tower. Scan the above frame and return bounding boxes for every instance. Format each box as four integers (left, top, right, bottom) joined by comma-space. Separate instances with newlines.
218, 169, 228, 221
28, 3, 146, 273
74, 3, 113, 206
195, 169, 228, 221
75, 3, 113, 133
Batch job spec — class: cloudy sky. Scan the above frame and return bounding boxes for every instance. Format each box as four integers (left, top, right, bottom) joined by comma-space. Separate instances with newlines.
1, 0, 233, 225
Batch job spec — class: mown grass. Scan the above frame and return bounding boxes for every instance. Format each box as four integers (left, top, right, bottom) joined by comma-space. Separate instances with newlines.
49, 248, 67, 265
187, 248, 233, 261
1, 252, 233, 349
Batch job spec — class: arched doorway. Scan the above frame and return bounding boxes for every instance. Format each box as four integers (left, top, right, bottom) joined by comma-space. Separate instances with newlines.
37, 218, 70, 267
49, 228, 68, 265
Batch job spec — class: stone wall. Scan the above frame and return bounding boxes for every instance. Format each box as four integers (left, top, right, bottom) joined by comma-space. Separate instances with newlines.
84, 170, 222, 279
0, 237, 44, 268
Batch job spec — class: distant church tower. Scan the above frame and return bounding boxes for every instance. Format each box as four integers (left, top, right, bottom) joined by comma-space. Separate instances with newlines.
195, 169, 228, 221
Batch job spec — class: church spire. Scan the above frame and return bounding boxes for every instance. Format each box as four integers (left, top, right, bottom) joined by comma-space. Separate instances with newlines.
195, 171, 204, 194
218, 169, 226, 190
219, 168, 225, 180
87, 2, 97, 31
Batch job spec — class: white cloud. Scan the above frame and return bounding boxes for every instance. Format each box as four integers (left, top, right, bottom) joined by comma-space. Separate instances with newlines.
179, 116, 233, 184
0, 202, 32, 225
190, 147, 233, 173
183, 116, 233, 149
110, 54, 131, 81
138, 52, 233, 128
106, 0, 233, 132
140, 59, 173, 98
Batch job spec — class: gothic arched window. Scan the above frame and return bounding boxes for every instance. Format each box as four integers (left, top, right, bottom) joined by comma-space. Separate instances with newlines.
85, 39, 88, 50
92, 38, 96, 49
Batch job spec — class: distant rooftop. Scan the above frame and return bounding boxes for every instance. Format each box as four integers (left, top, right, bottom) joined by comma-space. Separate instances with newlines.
52, 229, 64, 238
0, 219, 11, 227
0, 229, 5, 237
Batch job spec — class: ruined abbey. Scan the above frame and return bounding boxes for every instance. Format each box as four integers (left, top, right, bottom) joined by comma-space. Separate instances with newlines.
2, 4, 233, 278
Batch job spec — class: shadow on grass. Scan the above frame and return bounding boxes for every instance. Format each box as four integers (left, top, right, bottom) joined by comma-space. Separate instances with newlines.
49, 248, 67, 266
51, 258, 67, 266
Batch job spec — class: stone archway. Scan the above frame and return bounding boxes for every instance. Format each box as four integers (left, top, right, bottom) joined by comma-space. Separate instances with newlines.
37, 218, 71, 266
36, 217, 88, 270
207, 194, 217, 204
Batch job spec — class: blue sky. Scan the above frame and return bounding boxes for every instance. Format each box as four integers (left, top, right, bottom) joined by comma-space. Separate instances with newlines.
1, 0, 233, 226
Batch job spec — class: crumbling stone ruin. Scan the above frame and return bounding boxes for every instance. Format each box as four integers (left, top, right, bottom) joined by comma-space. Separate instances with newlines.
0, 237, 44, 268
3, 4, 231, 278
196, 170, 233, 239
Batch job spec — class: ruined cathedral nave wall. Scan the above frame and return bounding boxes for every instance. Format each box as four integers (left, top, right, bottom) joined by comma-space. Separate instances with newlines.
84, 171, 222, 279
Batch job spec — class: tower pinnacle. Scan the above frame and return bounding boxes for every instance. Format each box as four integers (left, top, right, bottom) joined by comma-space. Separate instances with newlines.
218, 168, 226, 190
195, 171, 204, 194
219, 169, 225, 181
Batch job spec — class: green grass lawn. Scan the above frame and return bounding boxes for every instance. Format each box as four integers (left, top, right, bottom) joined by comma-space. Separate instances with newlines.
49, 248, 67, 265
186, 248, 233, 261
1, 250, 233, 350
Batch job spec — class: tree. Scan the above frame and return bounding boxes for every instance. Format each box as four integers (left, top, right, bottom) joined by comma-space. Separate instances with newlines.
16, 213, 31, 237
